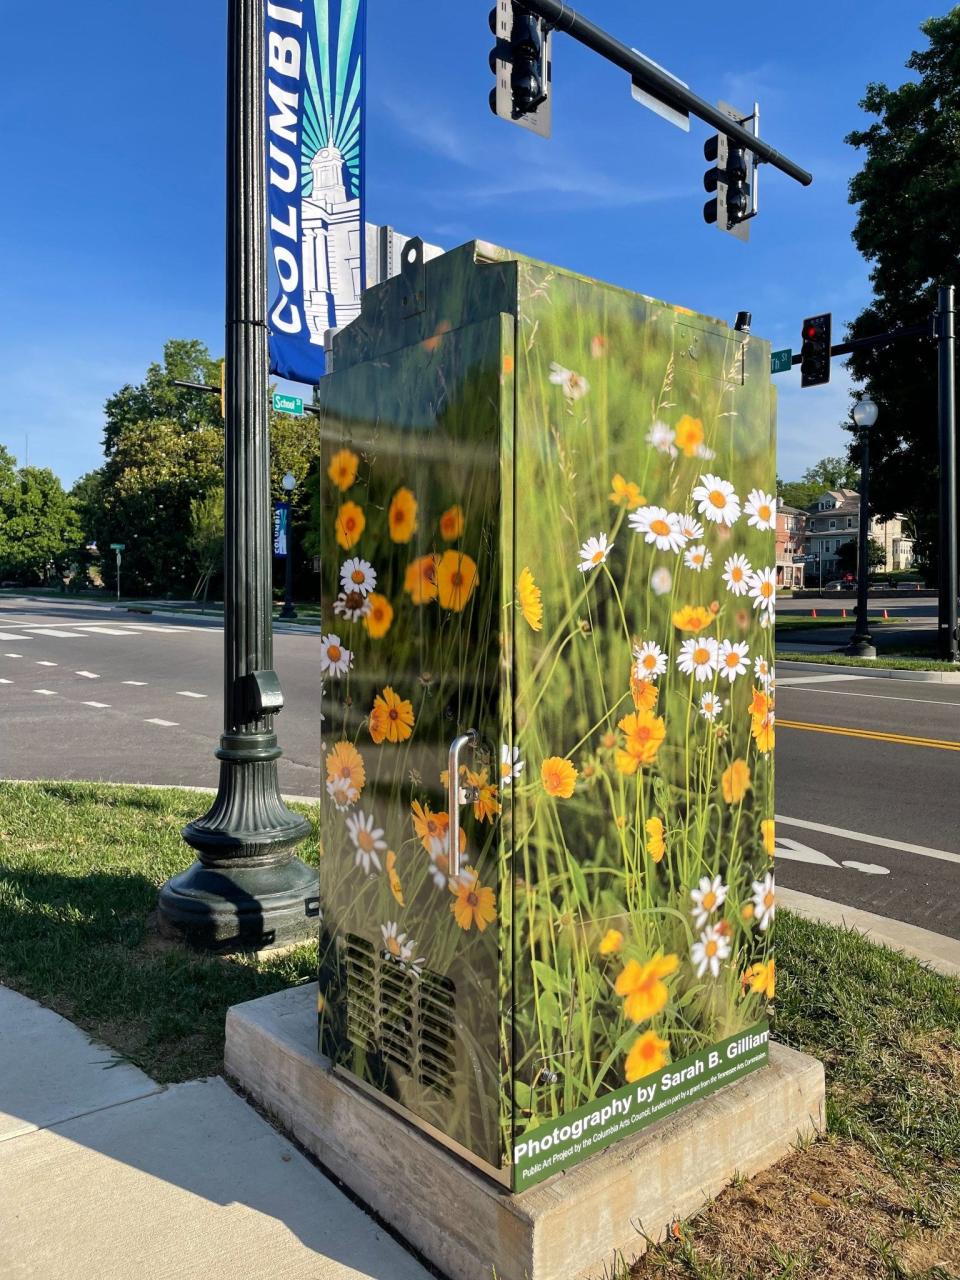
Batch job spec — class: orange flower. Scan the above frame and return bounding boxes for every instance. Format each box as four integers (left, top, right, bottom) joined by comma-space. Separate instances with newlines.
615, 954, 679, 1023
721, 758, 751, 804
335, 501, 365, 550
674, 414, 705, 458
325, 741, 365, 802
411, 801, 448, 854
449, 869, 497, 931
749, 687, 771, 720
437, 550, 478, 611
423, 319, 452, 352
630, 674, 659, 712
752, 712, 775, 754
385, 849, 405, 906
599, 928, 624, 955
439, 504, 465, 541
517, 567, 543, 632
645, 816, 666, 862
541, 756, 578, 798
761, 819, 776, 857
404, 554, 439, 604
742, 959, 776, 1000
369, 686, 415, 744
388, 487, 418, 543
615, 710, 666, 773
465, 767, 500, 823
363, 592, 393, 639
502, 353, 515, 376
327, 448, 359, 492
672, 605, 714, 633
625, 1030, 670, 1081
608, 474, 645, 510
591, 334, 608, 359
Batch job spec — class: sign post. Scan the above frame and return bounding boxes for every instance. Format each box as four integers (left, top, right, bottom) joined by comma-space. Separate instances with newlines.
110, 543, 125, 601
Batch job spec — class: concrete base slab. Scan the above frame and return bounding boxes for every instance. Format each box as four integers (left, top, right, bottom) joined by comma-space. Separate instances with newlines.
0, 1074, 432, 1280
0, 985, 160, 1141
226, 983, 826, 1280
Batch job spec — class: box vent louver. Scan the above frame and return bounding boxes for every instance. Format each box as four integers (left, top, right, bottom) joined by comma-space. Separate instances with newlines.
343, 933, 457, 1096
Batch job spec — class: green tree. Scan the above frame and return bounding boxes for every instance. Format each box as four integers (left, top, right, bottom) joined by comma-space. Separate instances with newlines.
836, 536, 886, 575
778, 455, 859, 512
0, 466, 82, 585
188, 488, 224, 610
844, 8, 960, 580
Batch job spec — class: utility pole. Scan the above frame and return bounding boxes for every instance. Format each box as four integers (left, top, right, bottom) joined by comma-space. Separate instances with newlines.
937, 286, 958, 662
157, 0, 314, 951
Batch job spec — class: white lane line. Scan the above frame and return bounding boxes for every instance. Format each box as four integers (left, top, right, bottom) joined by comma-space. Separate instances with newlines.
776, 814, 960, 867
176, 691, 207, 699
20, 628, 87, 638
72, 627, 138, 636
123, 680, 148, 686
145, 718, 179, 727
0, 632, 31, 641
777, 673, 868, 686
4, 652, 22, 658
83, 701, 111, 709
75, 671, 100, 679
0, 678, 12, 684
36, 660, 58, 667
781, 685, 960, 708
33, 689, 57, 696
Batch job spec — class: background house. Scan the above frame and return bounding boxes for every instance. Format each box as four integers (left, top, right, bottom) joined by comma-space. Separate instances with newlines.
804, 489, 914, 582
776, 504, 807, 589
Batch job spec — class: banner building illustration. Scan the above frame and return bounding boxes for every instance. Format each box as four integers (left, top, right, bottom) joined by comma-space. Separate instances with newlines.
265, 0, 366, 384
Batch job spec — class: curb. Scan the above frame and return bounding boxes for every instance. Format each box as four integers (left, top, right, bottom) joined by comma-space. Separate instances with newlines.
776, 658, 960, 684
779, 887, 960, 978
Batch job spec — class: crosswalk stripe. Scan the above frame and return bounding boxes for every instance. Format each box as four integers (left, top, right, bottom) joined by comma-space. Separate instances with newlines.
36, 661, 57, 667
0, 678, 12, 684
83, 701, 111, 708
20, 628, 87, 638
122, 681, 148, 686
75, 671, 100, 679
0, 632, 31, 641
33, 689, 57, 696
176, 691, 207, 698
145, 718, 178, 727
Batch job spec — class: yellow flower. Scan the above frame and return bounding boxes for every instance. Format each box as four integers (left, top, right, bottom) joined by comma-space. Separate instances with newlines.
674, 415, 705, 458
439, 504, 465, 541
517, 567, 543, 631
672, 604, 714, 633
616, 710, 666, 770
541, 756, 578, 798
608, 474, 645, 510
327, 448, 359, 492
630, 674, 659, 712
752, 713, 775, 754
742, 959, 776, 1000
615, 954, 679, 1023
437, 550, 478, 611
748, 686, 771, 720
411, 801, 447, 854
645, 816, 666, 863
363, 592, 393, 639
335, 501, 365, 550
761, 819, 776, 858
599, 928, 624, 956
388, 487, 418, 543
385, 849, 405, 906
325, 741, 365, 799
721, 758, 751, 805
369, 686, 415, 745
449, 869, 497, 931
404, 554, 439, 604
465, 767, 500, 823
625, 1030, 670, 1081
742, 903, 755, 921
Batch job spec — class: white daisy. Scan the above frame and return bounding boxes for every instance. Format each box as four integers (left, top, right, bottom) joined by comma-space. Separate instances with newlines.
320, 633, 352, 677
699, 691, 723, 720
683, 543, 713, 572
629, 505, 687, 553
346, 810, 386, 874
692, 474, 741, 527
744, 489, 777, 532
333, 591, 372, 621
717, 639, 750, 684
549, 362, 590, 400
326, 776, 359, 811
500, 743, 525, 787
339, 557, 377, 596
427, 854, 448, 889
747, 566, 777, 615
760, 611, 773, 630
651, 566, 673, 597
690, 874, 728, 928
578, 533, 613, 572
633, 640, 667, 681
751, 872, 776, 931
754, 656, 774, 686
379, 922, 425, 973
677, 515, 705, 542
691, 925, 731, 979
722, 553, 752, 596
647, 420, 677, 456
676, 636, 719, 682
694, 441, 716, 461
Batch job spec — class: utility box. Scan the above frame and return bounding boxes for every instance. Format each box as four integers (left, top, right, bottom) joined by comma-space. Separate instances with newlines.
311, 241, 776, 1191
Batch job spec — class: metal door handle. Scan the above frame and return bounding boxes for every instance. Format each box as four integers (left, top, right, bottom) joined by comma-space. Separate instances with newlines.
447, 730, 477, 879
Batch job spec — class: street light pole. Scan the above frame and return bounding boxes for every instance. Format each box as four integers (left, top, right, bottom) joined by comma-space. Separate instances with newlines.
157, 0, 314, 951
279, 471, 298, 621
846, 395, 879, 659
937, 286, 958, 662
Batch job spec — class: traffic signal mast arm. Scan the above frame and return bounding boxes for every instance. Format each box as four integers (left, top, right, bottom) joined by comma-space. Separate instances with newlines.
791, 318, 934, 367
514, 0, 812, 187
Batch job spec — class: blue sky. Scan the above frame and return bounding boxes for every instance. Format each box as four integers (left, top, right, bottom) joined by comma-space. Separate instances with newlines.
0, 0, 941, 486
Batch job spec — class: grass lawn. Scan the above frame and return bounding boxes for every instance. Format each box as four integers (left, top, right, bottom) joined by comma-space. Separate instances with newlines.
1, 781, 958, 1278
776, 650, 960, 673
775, 616, 889, 632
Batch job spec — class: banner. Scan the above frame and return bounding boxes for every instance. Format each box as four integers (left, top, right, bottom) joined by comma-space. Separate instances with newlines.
265, 0, 367, 384
274, 503, 289, 557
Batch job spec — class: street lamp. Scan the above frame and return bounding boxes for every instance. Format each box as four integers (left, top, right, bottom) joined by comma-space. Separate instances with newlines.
279, 471, 297, 621
845, 394, 879, 658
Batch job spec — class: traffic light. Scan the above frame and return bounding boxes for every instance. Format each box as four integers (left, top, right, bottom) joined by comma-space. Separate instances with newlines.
800, 314, 832, 387
702, 102, 758, 241
489, 1, 552, 138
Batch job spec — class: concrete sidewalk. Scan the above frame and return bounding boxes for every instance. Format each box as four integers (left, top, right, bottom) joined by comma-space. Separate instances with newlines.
0, 986, 432, 1280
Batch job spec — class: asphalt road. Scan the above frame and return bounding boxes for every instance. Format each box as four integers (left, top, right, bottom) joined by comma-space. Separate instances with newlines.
3, 597, 959, 940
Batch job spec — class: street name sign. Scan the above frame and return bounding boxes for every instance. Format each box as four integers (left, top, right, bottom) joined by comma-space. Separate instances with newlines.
273, 392, 304, 417
110, 543, 125, 551
771, 348, 792, 375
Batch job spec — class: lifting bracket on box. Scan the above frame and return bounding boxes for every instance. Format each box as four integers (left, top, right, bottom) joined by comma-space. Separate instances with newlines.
400, 237, 427, 318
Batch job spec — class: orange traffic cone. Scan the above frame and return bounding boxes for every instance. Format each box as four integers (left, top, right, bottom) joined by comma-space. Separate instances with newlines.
841, 608, 847, 618
883, 609, 889, 619
811, 609, 817, 618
